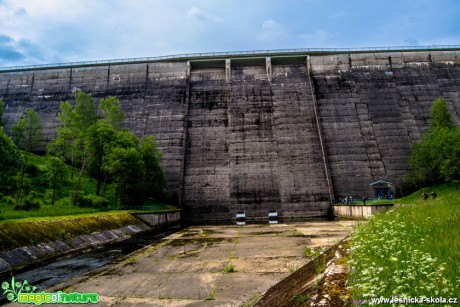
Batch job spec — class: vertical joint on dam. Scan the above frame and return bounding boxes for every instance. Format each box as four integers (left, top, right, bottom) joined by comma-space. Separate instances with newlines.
225, 59, 231, 83
266, 57, 272, 82
305, 55, 335, 205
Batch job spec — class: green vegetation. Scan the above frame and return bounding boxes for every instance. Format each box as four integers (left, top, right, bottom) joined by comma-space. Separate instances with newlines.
205, 287, 217, 300
0, 153, 116, 220
349, 183, 460, 300
293, 294, 309, 303
406, 98, 460, 188
304, 246, 320, 258
0, 211, 143, 252
222, 264, 236, 273
0, 91, 170, 221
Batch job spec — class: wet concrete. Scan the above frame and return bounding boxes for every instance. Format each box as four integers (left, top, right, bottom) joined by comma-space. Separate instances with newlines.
1, 226, 180, 306
39, 220, 356, 307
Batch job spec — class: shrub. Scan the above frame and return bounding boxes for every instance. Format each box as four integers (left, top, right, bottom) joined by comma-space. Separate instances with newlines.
55, 197, 71, 207
25, 164, 39, 176
14, 197, 41, 211
86, 194, 108, 208
72, 194, 108, 208
72, 194, 93, 208
1, 196, 16, 206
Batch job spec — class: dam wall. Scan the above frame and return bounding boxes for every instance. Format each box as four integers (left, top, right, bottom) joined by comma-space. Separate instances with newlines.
1, 48, 459, 220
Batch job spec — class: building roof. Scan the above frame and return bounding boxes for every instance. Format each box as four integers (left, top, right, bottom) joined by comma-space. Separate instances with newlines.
370, 180, 392, 186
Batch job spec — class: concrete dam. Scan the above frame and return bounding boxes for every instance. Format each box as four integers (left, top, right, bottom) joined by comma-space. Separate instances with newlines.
1, 47, 460, 221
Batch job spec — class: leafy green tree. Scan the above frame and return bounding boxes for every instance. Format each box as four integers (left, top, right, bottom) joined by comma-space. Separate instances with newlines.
406, 98, 460, 187
0, 127, 21, 192
406, 142, 432, 189
49, 101, 80, 179
12, 109, 44, 152
104, 146, 144, 206
430, 98, 453, 130
10, 109, 44, 205
85, 122, 116, 196
43, 155, 67, 206
74, 90, 98, 131
100, 96, 124, 131
140, 135, 167, 199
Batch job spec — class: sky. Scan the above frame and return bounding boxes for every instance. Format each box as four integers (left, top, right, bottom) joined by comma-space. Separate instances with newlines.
0, 0, 459, 67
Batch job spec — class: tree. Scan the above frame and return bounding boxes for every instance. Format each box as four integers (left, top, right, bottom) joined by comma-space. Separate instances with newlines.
140, 135, 167, 199
406, 98, 460, 187
74, 90, 98, 131
430, 98, 453, 130
0, 127, 21, 192
100, 96, 124, 131
43, 155, 67, 206
104, 146, 144, 206
48, 101, 80, 179
12, 109, 44, 152
85, 122, 116, 196
10, 109, 44, 205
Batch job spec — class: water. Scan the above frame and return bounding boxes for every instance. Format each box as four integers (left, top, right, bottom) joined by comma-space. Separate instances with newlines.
0, 226, 180, 305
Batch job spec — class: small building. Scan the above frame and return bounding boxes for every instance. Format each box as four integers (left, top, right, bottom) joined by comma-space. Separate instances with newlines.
370, 180, 393, 199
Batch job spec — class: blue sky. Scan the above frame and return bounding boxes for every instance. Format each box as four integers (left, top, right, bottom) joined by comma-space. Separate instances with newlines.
0, 0, 459, 67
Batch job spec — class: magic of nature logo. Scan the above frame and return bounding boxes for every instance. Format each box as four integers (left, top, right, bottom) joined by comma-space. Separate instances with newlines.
2, 276, 99, 305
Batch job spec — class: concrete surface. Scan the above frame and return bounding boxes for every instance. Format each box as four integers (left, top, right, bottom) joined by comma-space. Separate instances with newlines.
44, 220, 356, 306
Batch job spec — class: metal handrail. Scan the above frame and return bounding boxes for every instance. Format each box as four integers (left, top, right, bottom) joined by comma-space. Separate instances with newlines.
1, 45, 459, 72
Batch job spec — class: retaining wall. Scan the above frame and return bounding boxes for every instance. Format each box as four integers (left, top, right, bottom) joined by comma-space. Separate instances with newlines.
333, 204, 394, 218
0, 211, 180, 274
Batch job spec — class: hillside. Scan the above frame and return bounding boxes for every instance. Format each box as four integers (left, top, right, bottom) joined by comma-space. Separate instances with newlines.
0, 153, 174, 221
349, 183, 460, 300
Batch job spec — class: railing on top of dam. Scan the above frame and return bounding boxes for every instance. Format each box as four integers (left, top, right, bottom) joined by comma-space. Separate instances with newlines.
1, 45, 460, 72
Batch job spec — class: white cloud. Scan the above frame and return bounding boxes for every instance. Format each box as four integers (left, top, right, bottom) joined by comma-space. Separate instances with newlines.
187, 6, 223, 23
0, 0, 457, 67
258, 19, 288, 41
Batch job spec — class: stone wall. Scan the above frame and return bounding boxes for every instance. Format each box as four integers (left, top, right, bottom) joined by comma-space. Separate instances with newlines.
1, 49, 460, 220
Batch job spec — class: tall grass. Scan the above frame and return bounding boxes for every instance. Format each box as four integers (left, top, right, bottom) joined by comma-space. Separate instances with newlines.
348, 184, 460, 301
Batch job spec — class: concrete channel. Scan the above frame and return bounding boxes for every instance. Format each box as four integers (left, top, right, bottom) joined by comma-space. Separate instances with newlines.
10, 220, 357, 307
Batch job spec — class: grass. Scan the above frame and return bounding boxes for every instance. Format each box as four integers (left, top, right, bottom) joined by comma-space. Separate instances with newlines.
348, 183, 460, 301
335, 199, 395, 206
304, 246, 321, 258
222, 264, 236, 273
293, 294, 309, 304
0, 153, 176, 221
205, 287, 217, 301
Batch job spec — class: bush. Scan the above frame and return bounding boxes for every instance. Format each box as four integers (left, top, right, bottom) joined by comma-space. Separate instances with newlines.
72, 194, 108, 208
86, 194, 108, 208
14, 197, 41, 211
55, 197, 71, 207
1, 196, 16, 206
25, 164, 39, 176
72, 194, 93, 208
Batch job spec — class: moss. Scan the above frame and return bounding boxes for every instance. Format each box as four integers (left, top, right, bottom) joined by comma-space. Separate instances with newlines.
0, 212, 142, 252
